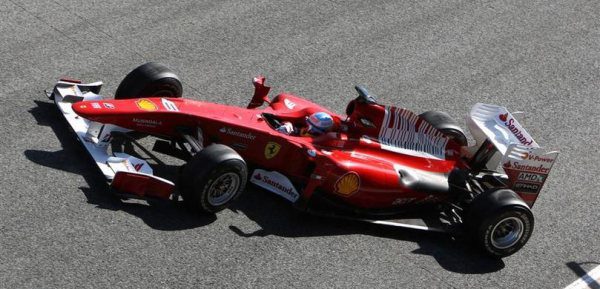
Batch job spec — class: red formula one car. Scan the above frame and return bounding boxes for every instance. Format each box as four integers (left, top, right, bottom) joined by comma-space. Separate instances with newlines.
47, 63, 558, 257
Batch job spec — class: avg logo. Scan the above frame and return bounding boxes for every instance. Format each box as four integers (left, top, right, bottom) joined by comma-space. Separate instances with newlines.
136, 99, 157, 111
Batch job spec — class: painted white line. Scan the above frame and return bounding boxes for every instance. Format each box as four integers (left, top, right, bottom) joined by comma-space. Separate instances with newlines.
565, 265, 600, 289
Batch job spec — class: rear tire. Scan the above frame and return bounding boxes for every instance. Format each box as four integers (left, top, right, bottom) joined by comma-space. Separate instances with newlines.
419, 111, 468, 147
179, 144, 247, 213
468, 189, 534, 258
115, 62, 183, 99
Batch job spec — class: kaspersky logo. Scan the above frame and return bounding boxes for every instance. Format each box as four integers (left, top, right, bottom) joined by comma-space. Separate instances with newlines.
498, 113, 534, 146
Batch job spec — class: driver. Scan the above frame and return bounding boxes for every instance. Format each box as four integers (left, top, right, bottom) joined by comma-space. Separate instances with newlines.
276, 112, 334, 136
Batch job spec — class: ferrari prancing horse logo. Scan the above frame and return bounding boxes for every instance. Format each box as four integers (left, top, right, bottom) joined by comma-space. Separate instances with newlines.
264, 142, 281, 160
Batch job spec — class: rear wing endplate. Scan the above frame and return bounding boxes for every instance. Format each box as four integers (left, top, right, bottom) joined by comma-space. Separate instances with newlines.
467, 103, 559, 207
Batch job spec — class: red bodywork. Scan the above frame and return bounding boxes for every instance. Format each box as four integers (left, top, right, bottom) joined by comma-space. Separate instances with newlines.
72, 89, 465, 210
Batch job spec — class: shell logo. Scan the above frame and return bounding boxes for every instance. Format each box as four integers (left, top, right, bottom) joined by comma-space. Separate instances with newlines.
334, 172, 360, 196
136, 99, 157, 111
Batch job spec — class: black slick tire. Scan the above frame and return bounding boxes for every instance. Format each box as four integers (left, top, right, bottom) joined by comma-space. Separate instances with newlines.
179, 144, 247, 213
468, 189, 534, 258
115, 62, 183, 99
419, 111, 468, 147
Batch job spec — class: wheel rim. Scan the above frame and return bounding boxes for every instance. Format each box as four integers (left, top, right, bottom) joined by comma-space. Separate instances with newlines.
206, 172, 240, 206
491, 216, 524, 249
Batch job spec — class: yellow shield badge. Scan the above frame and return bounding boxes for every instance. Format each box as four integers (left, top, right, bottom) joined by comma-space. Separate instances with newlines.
264, 142, 281, 160
334, 172, 360, 196
136, 99, 157, 111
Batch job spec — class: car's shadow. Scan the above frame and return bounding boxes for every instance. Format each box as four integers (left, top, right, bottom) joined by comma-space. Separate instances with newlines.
27, 99, 504, 273
229, 186, 505, 274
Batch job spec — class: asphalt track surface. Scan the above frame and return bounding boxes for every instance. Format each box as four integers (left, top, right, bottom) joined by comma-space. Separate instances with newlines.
1, 0, 599, 288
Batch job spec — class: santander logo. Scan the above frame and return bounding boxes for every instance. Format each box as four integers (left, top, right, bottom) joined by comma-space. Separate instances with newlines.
133, 163, 144, 171
255, 173, 296, 196
498, 113, 534, 146
499, 113, 508, 122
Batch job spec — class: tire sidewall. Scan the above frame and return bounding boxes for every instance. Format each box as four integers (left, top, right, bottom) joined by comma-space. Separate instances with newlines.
115, 62, 182, 99
418, 111, 468, 147
478, 207, 534, 257
137, 78, 181, 98
189, 159, 247, 213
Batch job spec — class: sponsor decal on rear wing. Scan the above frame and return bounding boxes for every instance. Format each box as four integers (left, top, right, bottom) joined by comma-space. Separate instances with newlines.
502, 144, 558, 207
468, 103, 559, 207
468, 103, 539, 154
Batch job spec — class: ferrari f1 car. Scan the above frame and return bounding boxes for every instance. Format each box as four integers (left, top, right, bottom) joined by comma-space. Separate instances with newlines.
47, 63, 558, 257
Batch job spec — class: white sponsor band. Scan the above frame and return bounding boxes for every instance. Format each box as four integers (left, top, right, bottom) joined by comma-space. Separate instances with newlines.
162, 98, 179, 112
284, 98, 296, 109
502, 117, 534, 146
250, 169, 299, 202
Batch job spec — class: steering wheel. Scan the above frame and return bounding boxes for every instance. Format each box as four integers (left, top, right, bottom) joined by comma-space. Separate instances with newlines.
354, 85, 377, 104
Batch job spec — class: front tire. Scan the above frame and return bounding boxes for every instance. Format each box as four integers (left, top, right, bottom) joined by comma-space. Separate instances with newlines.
180, 144, 247, 213
115, 62, 183, 99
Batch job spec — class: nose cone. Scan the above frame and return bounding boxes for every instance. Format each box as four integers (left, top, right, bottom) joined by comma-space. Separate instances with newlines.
71, 100, 118, 121
72, 101, 96, 118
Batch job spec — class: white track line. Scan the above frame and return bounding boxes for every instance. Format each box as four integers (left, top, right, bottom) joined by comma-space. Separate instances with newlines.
565, 265, 600, 289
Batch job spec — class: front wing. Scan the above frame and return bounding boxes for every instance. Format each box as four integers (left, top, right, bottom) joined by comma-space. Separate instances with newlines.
48, 79, 175, 199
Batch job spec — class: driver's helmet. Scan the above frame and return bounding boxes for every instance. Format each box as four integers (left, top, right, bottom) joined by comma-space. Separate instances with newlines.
306, 112, 334, 135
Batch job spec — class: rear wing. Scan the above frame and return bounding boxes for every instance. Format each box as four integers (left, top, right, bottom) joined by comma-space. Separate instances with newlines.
467, 103, 559, 207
